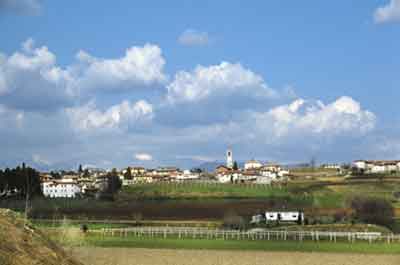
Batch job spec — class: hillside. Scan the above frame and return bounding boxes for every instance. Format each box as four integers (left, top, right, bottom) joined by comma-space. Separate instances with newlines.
0, 209, 82, 265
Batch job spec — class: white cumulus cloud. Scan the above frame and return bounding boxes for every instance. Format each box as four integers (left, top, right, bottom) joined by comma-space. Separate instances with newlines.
254, 96, 376, 137
66, 99, 153, 132
180, 96, 376, 146
374, 0, 400, 23
135, 153, 153, 161
0, 39, 168, 112
166, 62, 276, 104
178, 29, 210, 46
0, 39, 75, 111
75, 44, 167, 91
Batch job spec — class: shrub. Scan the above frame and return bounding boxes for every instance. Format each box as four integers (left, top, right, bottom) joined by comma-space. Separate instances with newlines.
80, 224, 88, 233
349, 196, 394, 228
319, 216, 334, 224
223, 210, 246, 230
333, 210, 347, 223
393, 191, 400, 200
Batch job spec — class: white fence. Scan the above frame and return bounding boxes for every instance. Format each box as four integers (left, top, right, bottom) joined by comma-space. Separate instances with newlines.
94, 227, 400, 244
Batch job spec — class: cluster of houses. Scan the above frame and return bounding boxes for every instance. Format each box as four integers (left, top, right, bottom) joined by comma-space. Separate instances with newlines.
40, 168, 107, 198
215, 149, 290, 184
121, 167, 202, 184
39, 149, 295, 198
37, 151, 400, 199
40, 166, 204, 198
352, 160, 400, 174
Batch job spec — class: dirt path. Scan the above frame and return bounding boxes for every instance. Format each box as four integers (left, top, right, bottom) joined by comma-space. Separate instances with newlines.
73, 247, 400, 265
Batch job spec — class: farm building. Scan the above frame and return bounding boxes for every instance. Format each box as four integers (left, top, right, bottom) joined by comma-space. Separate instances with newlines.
265, 211, 304, 222
251, 211, 304, 224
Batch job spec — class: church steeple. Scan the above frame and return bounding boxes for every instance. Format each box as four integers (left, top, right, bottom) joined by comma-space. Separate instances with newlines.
226, 148, 233, 168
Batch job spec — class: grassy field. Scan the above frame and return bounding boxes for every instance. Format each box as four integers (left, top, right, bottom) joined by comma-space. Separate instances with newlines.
32, 220, 129, 230
122, 182, 290, 199
73, 247, 400, 265
123, 181, 400, 209
278, 224, 392, 234
66, 235, 400, 254
2, 179, 400, 222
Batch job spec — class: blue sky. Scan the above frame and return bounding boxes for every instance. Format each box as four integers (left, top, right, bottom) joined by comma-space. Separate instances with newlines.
1, 0, 400, 170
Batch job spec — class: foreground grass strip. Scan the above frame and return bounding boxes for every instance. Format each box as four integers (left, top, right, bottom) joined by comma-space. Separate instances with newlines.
80, 235, 400, 254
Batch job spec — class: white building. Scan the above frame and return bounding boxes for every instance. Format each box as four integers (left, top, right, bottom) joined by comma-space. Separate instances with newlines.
277, 169, 290, 178
239, 171, 258, 182
244, 160, 262, 170
226, 149, 233, 169
122, 167, 146, 176
265, 211, 304, 222
261, 163, 281, 173
322, 164, 341, 170
353, 160, 366, 170
173, 170, 200, 181
353, 160, 400, 174
217, 172, 241, 183
255, 176, 272, 184
42, 179, 81, 198
260, 170, 277, 179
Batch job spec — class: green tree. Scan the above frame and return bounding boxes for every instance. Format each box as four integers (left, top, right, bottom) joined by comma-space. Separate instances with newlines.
124, 167, 133, 180
106, 175, 122, 194
103, 169, 121, 194
83, 169, 90, 178
232, 161, 238, 170
1, 165, 42, 197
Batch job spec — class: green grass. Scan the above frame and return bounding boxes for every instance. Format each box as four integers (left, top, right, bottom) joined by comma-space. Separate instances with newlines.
123, 183, 290, 199
71, 235, 400, 254
328, 182, 400, 197
2, 180, 400, 222
32, 221, 128, 230
279, 224, 392, 234
122, 181, 399, 206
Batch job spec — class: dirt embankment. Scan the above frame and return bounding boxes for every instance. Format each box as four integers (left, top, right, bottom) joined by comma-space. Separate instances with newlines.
0, 209, 82, 265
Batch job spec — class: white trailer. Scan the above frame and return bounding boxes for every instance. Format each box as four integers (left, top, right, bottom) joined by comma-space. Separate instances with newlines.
265, 211, 304, 222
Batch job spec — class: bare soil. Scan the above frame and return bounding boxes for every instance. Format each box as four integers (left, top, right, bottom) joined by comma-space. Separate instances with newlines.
73, 247, 400, 265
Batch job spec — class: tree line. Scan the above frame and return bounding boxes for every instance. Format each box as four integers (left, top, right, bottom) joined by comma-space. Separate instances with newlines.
0, 164, 42, 197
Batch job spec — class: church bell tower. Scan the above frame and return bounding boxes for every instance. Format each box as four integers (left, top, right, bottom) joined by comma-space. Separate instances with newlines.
226, 148, 233, 168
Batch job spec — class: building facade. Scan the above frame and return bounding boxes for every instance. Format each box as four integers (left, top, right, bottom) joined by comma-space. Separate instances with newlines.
42, 179, 81, 198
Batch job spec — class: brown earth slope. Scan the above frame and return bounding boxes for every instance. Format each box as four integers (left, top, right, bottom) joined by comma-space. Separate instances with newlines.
0, 209, 83, 265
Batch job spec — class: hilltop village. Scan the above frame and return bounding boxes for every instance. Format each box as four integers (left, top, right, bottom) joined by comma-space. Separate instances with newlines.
31, 149, 400, 199
37, 149, 290, 198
